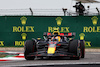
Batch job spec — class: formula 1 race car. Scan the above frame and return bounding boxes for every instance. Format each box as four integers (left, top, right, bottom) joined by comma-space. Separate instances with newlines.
24, 30, 85, 60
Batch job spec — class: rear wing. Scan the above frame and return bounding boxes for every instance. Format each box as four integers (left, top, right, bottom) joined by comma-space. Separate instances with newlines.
43, 32, 76, 37
60, 33, 75, 37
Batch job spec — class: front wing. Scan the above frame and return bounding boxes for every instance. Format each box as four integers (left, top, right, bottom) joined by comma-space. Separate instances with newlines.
26, 51, 78, 58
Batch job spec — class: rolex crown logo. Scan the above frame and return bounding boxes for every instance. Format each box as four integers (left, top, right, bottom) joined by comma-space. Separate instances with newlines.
79, 33, 85, 40
56, 17, 62, 26
20, 17, 27, 25
91, 16, 98, 25
21, 33, 27, 40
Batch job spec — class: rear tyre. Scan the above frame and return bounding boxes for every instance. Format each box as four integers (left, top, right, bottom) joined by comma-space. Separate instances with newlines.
69, 40, 80, 60
80, 40, 85, 58
24, 40, 36, 60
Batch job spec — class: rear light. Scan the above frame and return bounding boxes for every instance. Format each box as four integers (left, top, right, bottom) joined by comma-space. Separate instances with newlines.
68, 33, 72, 36
57, 44, 61, 46
47, 44, 49, 45
60, 33, 64, 36
47, 33, 51, 36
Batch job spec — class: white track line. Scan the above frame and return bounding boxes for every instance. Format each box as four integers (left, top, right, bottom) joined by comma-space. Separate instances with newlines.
6, 62, 100, 67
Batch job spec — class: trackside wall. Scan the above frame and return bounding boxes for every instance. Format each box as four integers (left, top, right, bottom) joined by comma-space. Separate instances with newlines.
0, 16, 100, 47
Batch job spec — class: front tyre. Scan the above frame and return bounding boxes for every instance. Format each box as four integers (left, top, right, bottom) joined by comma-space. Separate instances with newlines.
24, 40, 35, 60
80, 40, 85, 58
69, 40, 81, 60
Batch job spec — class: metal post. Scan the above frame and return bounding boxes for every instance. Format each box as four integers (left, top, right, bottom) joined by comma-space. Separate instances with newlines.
62, 8, 67, 16
96, 7, 100, 15
29, 8, 33, 16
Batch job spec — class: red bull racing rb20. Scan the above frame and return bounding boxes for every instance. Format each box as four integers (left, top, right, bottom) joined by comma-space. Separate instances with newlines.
24, 31, 85, 60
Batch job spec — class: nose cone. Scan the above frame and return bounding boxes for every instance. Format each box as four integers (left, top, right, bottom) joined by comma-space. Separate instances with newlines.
47, 47, 56, 54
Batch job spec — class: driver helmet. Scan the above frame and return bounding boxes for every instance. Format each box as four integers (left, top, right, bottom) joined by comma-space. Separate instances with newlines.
52, 31, 60, 36
52, 31, 61, 41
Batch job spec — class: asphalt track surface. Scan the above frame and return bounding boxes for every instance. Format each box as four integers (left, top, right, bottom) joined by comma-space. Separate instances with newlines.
0, 52, 100, 67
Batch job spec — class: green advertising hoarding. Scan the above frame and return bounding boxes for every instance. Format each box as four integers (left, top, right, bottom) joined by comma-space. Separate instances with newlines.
0, 16, 100, 47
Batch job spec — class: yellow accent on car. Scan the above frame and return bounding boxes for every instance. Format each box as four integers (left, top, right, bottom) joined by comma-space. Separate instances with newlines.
37, 38, 41, 40
47, 47, 56, 54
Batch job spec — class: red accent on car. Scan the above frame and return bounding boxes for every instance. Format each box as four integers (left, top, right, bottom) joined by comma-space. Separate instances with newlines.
47, 44, 49, 45
47, 33, 51, 36
50, 42, 57, 44
36, 54, 41, 56
30, 55, 35, 56
50, 42, 53, 44
73, 55, 76, 57
68, 33, 72, 36
60, 54, 64, 56
64, 55, 67, 56
54, 42, 57, 44
78, 43, 80, 47
60, 33, 64, 36
57, 44, 61, 46
54, 47, 56, 50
